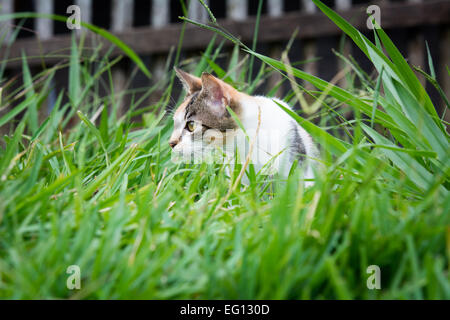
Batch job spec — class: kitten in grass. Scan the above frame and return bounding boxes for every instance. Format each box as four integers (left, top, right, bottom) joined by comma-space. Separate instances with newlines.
169, 68, 319, 186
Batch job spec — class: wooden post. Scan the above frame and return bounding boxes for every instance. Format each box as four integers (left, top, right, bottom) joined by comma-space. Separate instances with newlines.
36, 0, 53, 40
151, 0, 170, 29
405, 0, 425, 86
152, 0, 169, 28
301, 0, 316, 14
75, 0, 92, 35
0, 0, 13, 43
111, 0, 134, 116
0, 0, 13, 136
75, 0, 92, 23
335, 0, 351, 10
225, 0, 248, 87
151, 0, 170, 102
185, 0, 210, 77
267, 0, 283, 97
407, 33, 425, 85
267, 0, 282, 18
302, 0, 317, 92
336, 0, 351, 88
35, 1, 56, 118
112, 0, 133, 32
227, 0, 248, 21
189, 0, 209, 23
151, 0, 170, 77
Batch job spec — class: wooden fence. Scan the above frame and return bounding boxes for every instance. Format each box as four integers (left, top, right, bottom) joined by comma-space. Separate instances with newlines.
0, 0, 449, 121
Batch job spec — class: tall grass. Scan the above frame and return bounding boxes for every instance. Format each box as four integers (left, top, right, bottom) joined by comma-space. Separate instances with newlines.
0, 0, 448, 299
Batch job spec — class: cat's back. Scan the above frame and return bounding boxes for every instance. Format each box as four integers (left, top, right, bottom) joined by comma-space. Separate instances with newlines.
239, 95, 294, 133
243, 95, 318, 160
229, 92, 318, 184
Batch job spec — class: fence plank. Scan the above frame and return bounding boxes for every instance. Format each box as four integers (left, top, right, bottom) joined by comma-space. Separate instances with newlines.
227, 0, 248, 21
225, 0, 247, 91
112, 0, 133, 32
35, 0, 54, 119
302, 0, 316, 13
0, 0, 13, 42
152, 0, 171, 103
336, 0, 351, 10
303, 40, 317, 92
75, 0, 92, 28
336, 0, 351, 88
152, 0, 169, 28
268, 0, 283, 17
35, 0, 53, 40
301, 0, 317, 92
267, 0, 284, 96
151, 0, 170, 76
406, 0, 425, 86
189, 0, 209, 23
0, 0, 13, 136
111, 0, 134, 115
407, 33, 425, 85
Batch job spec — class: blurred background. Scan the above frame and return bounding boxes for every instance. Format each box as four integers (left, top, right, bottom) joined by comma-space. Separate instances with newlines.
0, 0, 449, 128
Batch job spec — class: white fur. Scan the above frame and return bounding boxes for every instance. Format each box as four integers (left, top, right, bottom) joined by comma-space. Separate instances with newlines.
225, 95, 318, 186
171, 93, 318, 186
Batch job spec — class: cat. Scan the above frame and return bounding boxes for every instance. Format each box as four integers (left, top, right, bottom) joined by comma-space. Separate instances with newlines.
169, 68, 319, 186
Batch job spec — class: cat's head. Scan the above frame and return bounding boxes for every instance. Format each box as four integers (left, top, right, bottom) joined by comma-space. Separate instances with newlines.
169, 68, 242, 161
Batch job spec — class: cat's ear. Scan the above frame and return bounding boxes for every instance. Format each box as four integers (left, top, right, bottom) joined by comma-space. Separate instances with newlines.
174, 67, 202, 94
200, 73, 232, 117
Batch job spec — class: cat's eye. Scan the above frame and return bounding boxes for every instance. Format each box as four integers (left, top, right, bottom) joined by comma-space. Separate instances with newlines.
186, 121, 196, 132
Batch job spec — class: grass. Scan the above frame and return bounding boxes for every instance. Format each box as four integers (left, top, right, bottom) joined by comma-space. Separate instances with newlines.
0, 0, 448, 299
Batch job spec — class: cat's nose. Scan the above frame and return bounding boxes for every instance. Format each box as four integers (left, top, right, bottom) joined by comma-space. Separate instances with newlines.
169, 140, 178, 149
